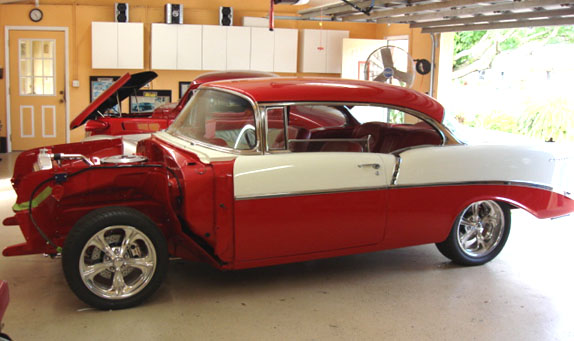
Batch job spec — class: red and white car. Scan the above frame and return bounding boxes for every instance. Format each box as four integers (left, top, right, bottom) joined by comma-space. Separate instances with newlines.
4, 77, 574, 310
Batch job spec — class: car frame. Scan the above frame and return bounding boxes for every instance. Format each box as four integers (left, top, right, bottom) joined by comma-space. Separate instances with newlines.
3, 77, 574, 310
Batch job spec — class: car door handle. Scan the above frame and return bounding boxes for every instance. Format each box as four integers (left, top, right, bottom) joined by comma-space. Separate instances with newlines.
358, 163, 380, 169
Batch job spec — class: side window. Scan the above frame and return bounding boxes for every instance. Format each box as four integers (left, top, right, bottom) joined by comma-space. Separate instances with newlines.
348, 105, 443, 153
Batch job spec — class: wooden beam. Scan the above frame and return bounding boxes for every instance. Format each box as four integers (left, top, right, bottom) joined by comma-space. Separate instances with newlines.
340, 0, 489, 21
410, 8, 574, 28
373, 0, 574, 23
421, 16, 574, 32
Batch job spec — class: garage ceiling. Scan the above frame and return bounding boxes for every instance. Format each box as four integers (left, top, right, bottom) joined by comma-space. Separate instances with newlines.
300, 0, 574, 33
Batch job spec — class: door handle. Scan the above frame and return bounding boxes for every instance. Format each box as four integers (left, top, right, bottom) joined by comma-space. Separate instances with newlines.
358, 163, 380, 169
59, 90, 66, 103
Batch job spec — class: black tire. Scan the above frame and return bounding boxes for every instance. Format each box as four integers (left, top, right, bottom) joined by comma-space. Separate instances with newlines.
62, 206, 168, 310
436, 200, 511, 266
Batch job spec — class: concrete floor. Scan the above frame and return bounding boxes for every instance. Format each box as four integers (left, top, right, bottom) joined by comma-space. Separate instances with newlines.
0, 152, 573, 340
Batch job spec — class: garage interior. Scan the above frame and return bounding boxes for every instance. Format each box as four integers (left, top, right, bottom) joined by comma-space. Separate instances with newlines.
1, 0, 574, 339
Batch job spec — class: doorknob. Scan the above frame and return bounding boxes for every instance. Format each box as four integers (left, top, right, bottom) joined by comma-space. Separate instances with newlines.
59, 90, 66, 103
358, 163, 380, 169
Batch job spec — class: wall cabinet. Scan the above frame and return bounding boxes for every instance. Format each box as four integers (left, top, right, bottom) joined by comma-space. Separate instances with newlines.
273, 28, 298, 73
151, 24, 202, 70
250, 27, 275, 72
202, 25, 228, 71
299, 29, 349, 74
92, 22, 143, 69
226, 26, 251, 70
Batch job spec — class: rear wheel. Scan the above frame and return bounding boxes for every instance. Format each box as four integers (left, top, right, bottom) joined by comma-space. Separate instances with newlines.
62, 207, 168, 310
436, 200, 510, 266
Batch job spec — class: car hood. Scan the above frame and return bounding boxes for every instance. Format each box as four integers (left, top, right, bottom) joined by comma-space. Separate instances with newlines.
70, 71, 158, 130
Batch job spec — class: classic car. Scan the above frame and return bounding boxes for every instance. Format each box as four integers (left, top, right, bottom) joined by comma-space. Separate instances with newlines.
0, 281, 9, 341
3, 78, 574, 310
73, 70, 278, 137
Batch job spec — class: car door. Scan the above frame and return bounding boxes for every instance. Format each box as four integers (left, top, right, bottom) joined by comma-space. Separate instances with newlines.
233, 105, 396, 261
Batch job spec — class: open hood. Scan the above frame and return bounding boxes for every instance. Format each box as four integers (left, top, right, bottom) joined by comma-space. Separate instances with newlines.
70, 71, 158, 129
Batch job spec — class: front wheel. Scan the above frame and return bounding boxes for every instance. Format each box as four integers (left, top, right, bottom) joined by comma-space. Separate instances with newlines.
436, 200, 510, 266
62, 207, 168, 309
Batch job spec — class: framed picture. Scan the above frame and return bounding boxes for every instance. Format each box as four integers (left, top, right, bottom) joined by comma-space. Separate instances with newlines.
90, 76, 120, 112
179, 81, 191, 100
129, 90, 172, 114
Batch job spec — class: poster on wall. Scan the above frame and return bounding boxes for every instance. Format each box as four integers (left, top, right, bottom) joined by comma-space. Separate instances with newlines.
129, 90, 172, 114
179, 81, 191, 100
90, 76, 120, 113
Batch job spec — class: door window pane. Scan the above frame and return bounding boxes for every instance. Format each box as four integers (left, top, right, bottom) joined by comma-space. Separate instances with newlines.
19, 39, 55, 95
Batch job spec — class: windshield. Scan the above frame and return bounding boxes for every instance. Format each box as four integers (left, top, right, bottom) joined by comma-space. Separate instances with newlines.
167, 89, 257, 150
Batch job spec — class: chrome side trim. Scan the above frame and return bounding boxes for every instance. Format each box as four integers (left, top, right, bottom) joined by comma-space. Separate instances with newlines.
234, 180, 555, 201
235, 186, 385, 201
391, 180, 554, 192
391, 155, 401, 185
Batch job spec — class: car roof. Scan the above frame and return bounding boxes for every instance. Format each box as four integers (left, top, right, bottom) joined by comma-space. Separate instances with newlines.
204, 77, 445, 123
192, 70, 278, 85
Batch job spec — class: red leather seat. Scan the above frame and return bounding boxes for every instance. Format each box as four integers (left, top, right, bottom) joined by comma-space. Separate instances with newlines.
352, 122, 388, 152
352, 121, 442, 154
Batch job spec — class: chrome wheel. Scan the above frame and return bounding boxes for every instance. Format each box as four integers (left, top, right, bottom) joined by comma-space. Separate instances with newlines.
456, 201, 505, 258
79, 225, 157, 300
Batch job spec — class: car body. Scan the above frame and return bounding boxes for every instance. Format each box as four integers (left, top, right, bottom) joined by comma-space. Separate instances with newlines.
74, 70, 278, 137
4, 78, 574, 309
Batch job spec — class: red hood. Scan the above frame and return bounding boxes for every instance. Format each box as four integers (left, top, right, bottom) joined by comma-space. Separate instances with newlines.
70, 71, 158, 129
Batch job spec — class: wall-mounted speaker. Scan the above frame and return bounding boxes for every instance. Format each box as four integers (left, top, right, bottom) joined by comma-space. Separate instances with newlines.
166, 4, 183, 24
219, 6, 233, 26
115, 3, 129, 23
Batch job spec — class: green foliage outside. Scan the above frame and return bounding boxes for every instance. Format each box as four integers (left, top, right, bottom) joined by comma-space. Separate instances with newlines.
452, 26, 574, 142
459, 96, 574, 142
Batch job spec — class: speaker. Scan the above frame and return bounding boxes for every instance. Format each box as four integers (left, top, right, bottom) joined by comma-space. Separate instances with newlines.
115, 3, 129, 23
165, 4, 183, 24
219, 6, 233, 26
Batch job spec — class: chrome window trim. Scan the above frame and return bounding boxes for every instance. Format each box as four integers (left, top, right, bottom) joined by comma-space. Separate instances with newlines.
264, 106, 288, 152
234, 180, 555, 201
166, 87, 264, 156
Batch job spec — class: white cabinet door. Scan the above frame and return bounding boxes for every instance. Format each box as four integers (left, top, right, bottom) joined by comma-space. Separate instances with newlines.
202, 25, 227, 70
226, 26, 251, 70
151, 24, 178, 70
92, 22, 118, 69
250, 27, 274, 72
299, 29, 327, 73
177, 25, 202, 70
273, 28, 298, 73
117, 23, 143, 69
325, 30, 349, 74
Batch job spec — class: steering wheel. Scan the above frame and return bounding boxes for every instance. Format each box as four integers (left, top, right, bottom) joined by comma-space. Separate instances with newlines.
234, 124, 257, 149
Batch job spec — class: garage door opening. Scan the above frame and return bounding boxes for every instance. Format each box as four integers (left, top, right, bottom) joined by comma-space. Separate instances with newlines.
437, 26, 574, 144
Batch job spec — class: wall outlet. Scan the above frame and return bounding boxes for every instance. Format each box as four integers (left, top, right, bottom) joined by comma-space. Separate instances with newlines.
72, 80, 80, 87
